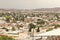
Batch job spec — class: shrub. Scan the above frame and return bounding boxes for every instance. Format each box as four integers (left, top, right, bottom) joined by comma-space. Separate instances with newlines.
0, 35, 14, 40
46, 28, 53, 32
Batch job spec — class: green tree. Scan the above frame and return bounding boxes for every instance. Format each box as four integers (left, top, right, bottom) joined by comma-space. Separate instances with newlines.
5, 15, 12, 23
36, 26, 40, 32
1, 27, 9, 31
37, 19, 45, 25
12, 27, 16, 31
28, 23, 36, 32
36, 19, 46, 32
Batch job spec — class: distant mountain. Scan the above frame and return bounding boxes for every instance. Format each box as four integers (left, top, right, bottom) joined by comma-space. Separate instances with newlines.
33, 7, 60, 13
0, 7, 60, 13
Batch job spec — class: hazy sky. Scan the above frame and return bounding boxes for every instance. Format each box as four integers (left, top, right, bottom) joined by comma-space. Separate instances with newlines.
0, 0, 60, 9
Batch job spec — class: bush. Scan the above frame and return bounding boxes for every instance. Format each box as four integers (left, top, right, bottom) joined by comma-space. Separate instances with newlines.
0, 35, 14, 40
46, 28, 53, 32
55, 24, 60, 28
12, 27, 16, 31
1, 27, 9, 31
1, 27, 7, 29
6, 29, 9, 31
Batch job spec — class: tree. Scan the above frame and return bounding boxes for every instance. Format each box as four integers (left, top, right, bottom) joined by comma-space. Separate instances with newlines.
28, 23, 36, 38
12, 27, 16, 31
1, 27, 9, 31
16, 24, 23, 30
36, 19, 46, 32
12, 18, 16, 23
28, 23, 36, 32
20, 16, 24, 21
37, 19, 45, 25
29, 27, 32, 32
14, 16, 19, 21
36, 26, 40, 32
5, 15, 12, 23
54, 24, 60, 28
6, 29, 9, 31
55, 14, 59, 20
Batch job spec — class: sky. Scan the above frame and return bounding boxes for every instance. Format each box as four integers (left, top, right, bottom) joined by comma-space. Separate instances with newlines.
0, 0, 60, 9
